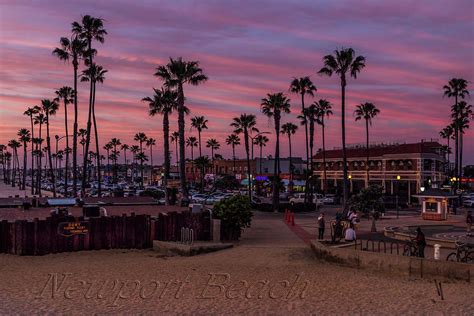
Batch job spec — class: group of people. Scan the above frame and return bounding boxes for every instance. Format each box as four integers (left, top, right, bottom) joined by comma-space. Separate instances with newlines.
317, 210, 358, 242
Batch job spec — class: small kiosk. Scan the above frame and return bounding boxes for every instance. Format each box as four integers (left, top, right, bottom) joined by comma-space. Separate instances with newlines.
413, 189, 457, 221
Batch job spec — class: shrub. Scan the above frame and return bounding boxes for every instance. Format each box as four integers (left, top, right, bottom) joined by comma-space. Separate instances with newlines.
139, 189, 165, 199
213, 195, 253, 240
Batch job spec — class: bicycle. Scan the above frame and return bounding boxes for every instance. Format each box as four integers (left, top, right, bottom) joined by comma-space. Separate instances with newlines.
446, 241, 474, 263
402, 239, 419, 257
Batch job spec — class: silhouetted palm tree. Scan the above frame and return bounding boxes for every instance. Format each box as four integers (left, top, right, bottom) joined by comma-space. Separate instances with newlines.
130, 145, 140, 182
54, 86, 74, 196
439, 125, 454, 175
73, 15, 107, 196
262, 93, 291, 211
134, 132, 148, 188
110, 138, 121, 183
155, 58, 208, 201
231, 114, 258, 199
289, 77, 317, 176
314, 99, 333, 193
0, 145, 6, 183
226, 134, 240, 174
186, 137, 198, 162
281, 122, 298, 187
254, 134, 269, 175
451, 100, 472, 177
318, 47, 366, 207
17, 129, 31, 190
41, 99, 59, 197
23, 106, 40, 194
8, 140, 21, 187
78, 128, 87, 159
121, 143, 129, 179
194, 156, 211, 192
34, 113, 46, 195
354, 102, 380, 186
190, 116, 208, 158
170, 131, 180, 169
206, 139, 220, 161
146, 138, 156, 184
103, 142, 113, 176
53, 36, 87, 197
144, 87, 179, 204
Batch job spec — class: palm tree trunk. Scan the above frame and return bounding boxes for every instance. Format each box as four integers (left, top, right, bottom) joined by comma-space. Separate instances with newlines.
309, 119, 314, 200
30, 116, 35, 195
454, 95, 458, 188
341, 78, 349, 208
64, 99, 69, 197
37, 123, 42, 196
81, 38, 94, 197
273, 117, 280, 212
23, 142, 27, 190
459, 131, 463, 178
288, 134, 293, 193
232, 145, 236, 174
366, 119, 369, 187
163, 112, 170, 205
244, 130, 252, 200
46, 112, 57, 197
302, 94, 310, 205
198, 131, 202, 157
72, 61, 78, 197
322, 119, 327, 194
92, 82, 101, 197
177, 83, 188, 201
447, 137, 450, 175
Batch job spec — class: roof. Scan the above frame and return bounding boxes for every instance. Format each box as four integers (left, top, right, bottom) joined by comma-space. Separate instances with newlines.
412, 189, 457, 199
313, 141, 443, 160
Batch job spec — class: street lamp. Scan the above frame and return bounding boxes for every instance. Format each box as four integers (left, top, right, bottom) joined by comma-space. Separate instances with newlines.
396, 175, 400, 219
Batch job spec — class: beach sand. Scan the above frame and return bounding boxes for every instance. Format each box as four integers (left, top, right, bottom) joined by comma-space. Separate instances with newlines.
0, 213, 473, 314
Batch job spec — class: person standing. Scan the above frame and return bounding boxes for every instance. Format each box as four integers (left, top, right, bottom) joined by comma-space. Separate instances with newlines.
414, 227, 426, 258
467, 211, 472, 237
318, 212, 325, 240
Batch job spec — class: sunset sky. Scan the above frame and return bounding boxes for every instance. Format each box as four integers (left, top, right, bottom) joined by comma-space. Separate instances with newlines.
1, 0, 473, 165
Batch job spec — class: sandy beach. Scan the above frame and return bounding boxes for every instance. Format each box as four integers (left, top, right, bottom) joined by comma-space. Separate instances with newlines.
0, 212, 472, 315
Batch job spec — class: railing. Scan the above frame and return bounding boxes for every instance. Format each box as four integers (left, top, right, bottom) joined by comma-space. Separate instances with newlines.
353, 239, 403, 255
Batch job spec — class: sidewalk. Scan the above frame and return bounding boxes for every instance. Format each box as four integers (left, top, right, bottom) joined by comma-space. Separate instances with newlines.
0, 182, 53, 198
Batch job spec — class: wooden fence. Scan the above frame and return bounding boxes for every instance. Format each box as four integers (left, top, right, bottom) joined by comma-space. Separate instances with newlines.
0, 210, 211, 256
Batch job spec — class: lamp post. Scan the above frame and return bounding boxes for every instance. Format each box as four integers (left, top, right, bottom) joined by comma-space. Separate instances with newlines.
396, 175, 401, 219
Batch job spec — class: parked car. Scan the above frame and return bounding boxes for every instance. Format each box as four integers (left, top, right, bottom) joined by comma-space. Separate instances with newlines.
323, 194, 335, 205
289, 193, 323, 206
463, 198, 474, 208
191, 194, 208, 204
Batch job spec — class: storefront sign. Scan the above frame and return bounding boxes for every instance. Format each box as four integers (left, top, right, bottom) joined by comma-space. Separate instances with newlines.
58, 221, 90, 237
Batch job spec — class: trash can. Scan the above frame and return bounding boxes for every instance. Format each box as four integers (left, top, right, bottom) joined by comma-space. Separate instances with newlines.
434, 244, 441, 260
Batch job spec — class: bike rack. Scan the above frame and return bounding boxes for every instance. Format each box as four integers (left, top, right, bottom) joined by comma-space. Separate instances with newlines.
180, 227, 194, 245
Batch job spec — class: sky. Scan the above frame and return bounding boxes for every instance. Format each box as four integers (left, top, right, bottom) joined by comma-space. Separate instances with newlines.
1, 0, 473, 165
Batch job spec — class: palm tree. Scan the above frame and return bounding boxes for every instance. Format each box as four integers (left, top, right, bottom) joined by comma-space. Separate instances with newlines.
155, 57, 208, 201
303, 104, 321, 174
451, 101, 472, 178
186, 136, 198, 186
54, 86, 74, 196
354, 102, 380, 187
254, 134, 269, 175
103, 142, 113, 177
190, 116, 208, 158
78, 128, 87, 158
314, 99, 333, 193
261, 93, 291, 211
33, 113, 47, 195
0, 144, 6, 183
134, 132, 148, 188
194, 156, 211, 192
130, 145, 140, 183
41, 99, 59, 197
8, 140, 21, 187
73, 15, 107, 197
206, 139, 220, 161
231, 114, 258, 199
170, 131, 180, 169
23, 106, 40, 194
17, 129, 31, 191
146, 138, 156, 184
53, 37, 86, 197
318, 47, 366, 207
289, 77, 317, 177
80, 64, 107, 196
121, 143, 129, 180
226, 134, 241, 174
144, 87, 179, 205
439, 125, 454, 175
109, 138, 121, 183
281, 122, 298, 188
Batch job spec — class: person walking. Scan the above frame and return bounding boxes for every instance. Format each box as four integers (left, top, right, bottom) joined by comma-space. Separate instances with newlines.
414, 227, 426, 258
318, 212, 325, 240
467, 211, 472, 237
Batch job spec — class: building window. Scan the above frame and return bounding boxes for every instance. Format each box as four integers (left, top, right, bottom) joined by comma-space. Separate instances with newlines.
425, 202, 437, 213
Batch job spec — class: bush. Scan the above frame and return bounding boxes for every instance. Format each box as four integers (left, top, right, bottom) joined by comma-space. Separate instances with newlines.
213, 195, 253, 240
139, 189, 165, 199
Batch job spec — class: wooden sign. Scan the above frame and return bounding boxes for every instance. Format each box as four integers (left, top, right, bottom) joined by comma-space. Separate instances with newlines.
58, 221, 90, 237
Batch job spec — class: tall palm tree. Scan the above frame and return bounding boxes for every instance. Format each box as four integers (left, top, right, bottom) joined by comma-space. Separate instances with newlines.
73, 15, 107, 197
103, 142, 113, 177
354, 102, 380, 187
303, 104, 321, 174
144, 87, 179, 205
33, 113, 46, 195
206, 139, 220, 161
155, 57, 208, 201
261, 93, 291, 211
54, 86, 74, 196
134, 132, 148, 188
80, 64, 107, 196
0, 144, 6, 183
231, 114, 258, 199
78, 128, 87, 158
23, 106, 40, 194
41, 99, 59, 197
53, 37, 86, 197
17, 129, 31, 191
314, 99, 333, 193
226, 134, 241, 174
318, 47, 366, 207
110, 138, 121, 183
194, 156, 211, 192
254, 134, 269, 175
146, 138, 156, 184
170, 131, 180, 169
130, 145, 140, 183
186, 137, 198, 162
281, 122, 298, 187
8, 140, 21, 187
451, 101, 472, 178
190, 116, 208, 158
439, 125, 454, 175
121, 143, 129, 180
443, 78, 469, 184
289, 77, 317, 177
